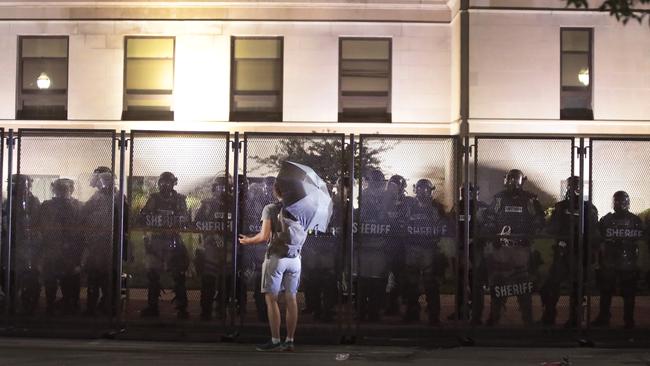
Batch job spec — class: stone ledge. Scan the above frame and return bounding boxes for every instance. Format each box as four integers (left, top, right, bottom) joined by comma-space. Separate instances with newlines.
0, 1, 453, 22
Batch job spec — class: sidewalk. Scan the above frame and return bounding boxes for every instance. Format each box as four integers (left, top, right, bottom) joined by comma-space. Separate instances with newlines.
1, 337, 650, 366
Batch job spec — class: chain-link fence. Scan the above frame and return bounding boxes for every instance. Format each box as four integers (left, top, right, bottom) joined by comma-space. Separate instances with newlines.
240, 133, 346, 337
471, 137, 575, 329
8, 129, 116, 328
355, 135, 459, 336
126, 131, 230, 325
588, 139, 650, 331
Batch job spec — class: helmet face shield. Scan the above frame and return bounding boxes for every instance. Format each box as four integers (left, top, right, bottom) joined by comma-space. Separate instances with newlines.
504, 169, 526, 191
158, 172, 177, 194
415, 179, 434, 200
386, 175, 407, 197
566, 176, 581, 198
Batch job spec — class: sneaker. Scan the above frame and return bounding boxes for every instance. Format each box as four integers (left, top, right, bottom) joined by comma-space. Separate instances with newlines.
281, 341, 295, 352
256, 340, 283, 352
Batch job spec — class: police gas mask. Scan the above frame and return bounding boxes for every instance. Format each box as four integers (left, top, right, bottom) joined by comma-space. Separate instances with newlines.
363, 169, 385, 192
12, 174, 33, 200
414, 179, 434, 202
51, 178, 75, 199
565, 176, 581, 200
158, 172, 178, 196
386, 175, 407, 200
211, 177, 228, 199
504, 169, 526, 192
613, 191, 630, 213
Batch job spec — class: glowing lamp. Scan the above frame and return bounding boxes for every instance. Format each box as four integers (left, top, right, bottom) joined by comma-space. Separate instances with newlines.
37, 72, 51, 89
578, 68, 589, 86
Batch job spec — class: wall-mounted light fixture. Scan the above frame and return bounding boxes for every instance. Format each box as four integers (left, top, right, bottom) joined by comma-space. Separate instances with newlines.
37, 72, 51, 89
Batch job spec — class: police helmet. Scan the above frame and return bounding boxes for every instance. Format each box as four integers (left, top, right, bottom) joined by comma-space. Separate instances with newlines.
613, 190, 630, 212
387, 174, 407, 192
90, 166, 113, 189
414, 179, 434, 196
51, 178, 75, 197
212, 176, 228, 194
11, 174, 33, 191
566, 176, 581, 197
364, 169, 385, 183
158, 172, 178, 186
504, 169, 526, 190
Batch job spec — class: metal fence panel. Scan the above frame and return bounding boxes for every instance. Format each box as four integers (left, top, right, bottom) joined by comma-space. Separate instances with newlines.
240, 133, 346, 339
355, 135, 459, 338
589, 139, 650, 331
9, 129, 116, 330
472, 137, 574, 329
126, 131, 230, 326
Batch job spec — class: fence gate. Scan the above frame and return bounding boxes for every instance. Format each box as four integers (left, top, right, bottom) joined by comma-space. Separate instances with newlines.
125, 131, 230, 338
239, 132, 347, 343
354, 135, 459, 344
6, 129, 116, 335
588, 138, 650, 341
470, 137, 575, 340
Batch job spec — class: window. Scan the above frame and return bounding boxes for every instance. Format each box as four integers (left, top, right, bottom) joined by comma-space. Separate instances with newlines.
17, 36, 68, 120
339, 38, 391, 123
561, 29, 593, 120
123, 37, 175, 121
230, 37, 283, 122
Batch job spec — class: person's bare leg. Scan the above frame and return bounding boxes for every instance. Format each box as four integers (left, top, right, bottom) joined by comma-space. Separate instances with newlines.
265, 293, 281, 339
285, 292, 298, 339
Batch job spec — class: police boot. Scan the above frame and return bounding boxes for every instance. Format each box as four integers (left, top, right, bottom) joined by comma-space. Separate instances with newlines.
623, 296, 635, 329
141, 270, 160, 318
591, 293, 611, 327
173, 272, 189, 320
200, 275, 216, 321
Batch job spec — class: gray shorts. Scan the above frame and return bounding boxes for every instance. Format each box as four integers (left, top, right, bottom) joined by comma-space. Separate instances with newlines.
261, 254, 302, 295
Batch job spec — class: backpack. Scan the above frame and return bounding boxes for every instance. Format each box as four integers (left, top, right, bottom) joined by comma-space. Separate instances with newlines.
267, 207, 307, 258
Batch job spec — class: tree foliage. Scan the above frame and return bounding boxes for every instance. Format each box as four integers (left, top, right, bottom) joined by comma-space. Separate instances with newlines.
567, 0, 650, 25
249, 135, 393, 185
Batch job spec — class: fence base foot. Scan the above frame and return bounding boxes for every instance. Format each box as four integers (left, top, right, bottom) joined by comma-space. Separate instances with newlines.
458, 336, 475, 347
220, 331, 239, 342
577, 338, 594, 347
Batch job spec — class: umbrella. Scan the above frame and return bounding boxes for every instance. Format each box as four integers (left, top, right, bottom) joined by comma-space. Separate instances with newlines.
276, 161, 333, 233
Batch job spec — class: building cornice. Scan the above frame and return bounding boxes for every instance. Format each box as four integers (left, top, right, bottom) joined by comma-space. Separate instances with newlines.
0, 1, 453, 22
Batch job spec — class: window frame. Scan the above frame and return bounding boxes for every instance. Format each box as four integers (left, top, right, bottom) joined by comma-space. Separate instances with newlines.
16, 35, 69, 120
122, 35, 176, 121
560, 28, 593, 120
338, 37, 392, 123
229, 36, 284, 122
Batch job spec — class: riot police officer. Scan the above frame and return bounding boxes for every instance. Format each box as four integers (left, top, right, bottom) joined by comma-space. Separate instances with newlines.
483, 169, 545, 326
40, 178, 83, 316
403, 179, 448, 326
9, 174, 41, 315
240, 178, 271, 322
302, 176, 346, 322
80, 167, 118, 316
453, 184, 488, 324
138, 172, 190, 319
540, 176, 598, 327
356, 168, 389, 321
194, 176, 232, 321
592, 191, 643, 329
382, 174, 412, 317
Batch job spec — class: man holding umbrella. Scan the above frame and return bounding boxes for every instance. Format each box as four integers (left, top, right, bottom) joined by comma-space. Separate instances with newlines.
239, 161, 333, 352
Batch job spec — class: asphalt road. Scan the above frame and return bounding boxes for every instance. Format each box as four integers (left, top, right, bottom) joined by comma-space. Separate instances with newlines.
1, 338, 650, 366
